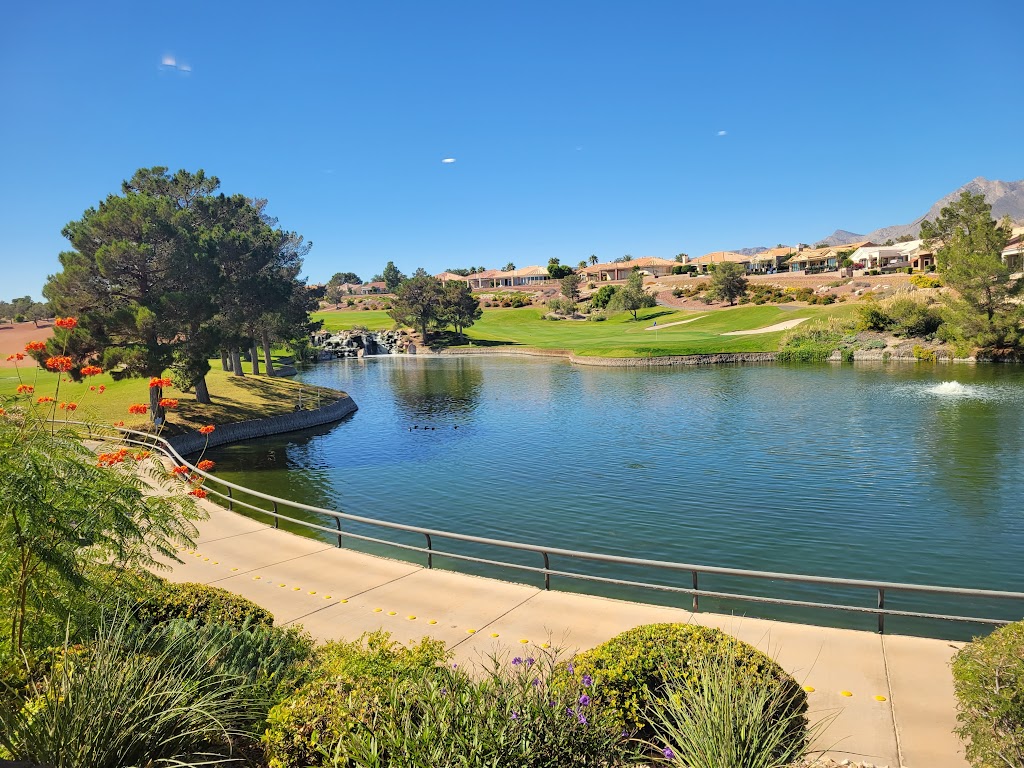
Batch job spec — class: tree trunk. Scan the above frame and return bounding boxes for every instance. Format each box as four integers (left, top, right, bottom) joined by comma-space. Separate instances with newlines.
231, 348, 244, 377
150, 384, 164, 424
251, 340, 261, 376
195, 375, 212, 404
261, 329, 277, 377
221, 350, 231, 371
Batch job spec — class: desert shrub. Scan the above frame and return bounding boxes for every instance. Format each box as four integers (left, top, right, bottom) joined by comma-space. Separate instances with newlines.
671, 286, 684, 298
324, 648, 634, 768
913, 345, 937, 362
569, 623, 806, 743
590, 284, 619, 309
909, 274, 942, 289
865, 338, 886, 350
134, 581, 274, 629
588, 311, 608, 322
262, 631, 449, 768
547, 297, 576, 315
345, 299, 355, 307
776, 321, 847, 363
650, 647, 820, 768
953, 621, 1024, 767
857, 304, 891, 332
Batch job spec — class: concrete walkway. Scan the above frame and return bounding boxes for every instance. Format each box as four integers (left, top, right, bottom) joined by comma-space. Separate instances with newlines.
161, 500, 970, 768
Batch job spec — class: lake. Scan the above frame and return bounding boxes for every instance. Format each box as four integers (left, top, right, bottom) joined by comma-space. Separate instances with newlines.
204, 356, 1024, 638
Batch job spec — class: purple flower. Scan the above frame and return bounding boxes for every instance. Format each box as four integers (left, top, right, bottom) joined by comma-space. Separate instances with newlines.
663, 747, 675, 760
582, 674, 593, 687
512, 656, 523, 666
440, 688, 447, 696
579, 694, 591, 706
525, 657, 535, 667
578, 713, 587, 724
511, 711, 519, 720
452, 663, 458, 669
532, 677, 540, 687
567, 662, 575, 674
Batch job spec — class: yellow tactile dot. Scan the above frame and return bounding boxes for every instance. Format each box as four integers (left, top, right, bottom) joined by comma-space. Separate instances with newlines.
203, 557, 209, 561
874, 695, 887, 702
340, 599, 348, 603
519, 639, 529, 644
292, 587, 300, 591
373, 608, 383, 613
387, 611, 396, 615
231, 568, 238, 571
308, 591, 317, 595
407, 615, 416, 620
840, 690, 853, 697
253, 576, 262, 580
427, 620, 437, 625
467, 629, 477, 634
278, 584, 286, 588
490, 633, 500, 637
212, 561, 218, 565
803, 686, 815, 693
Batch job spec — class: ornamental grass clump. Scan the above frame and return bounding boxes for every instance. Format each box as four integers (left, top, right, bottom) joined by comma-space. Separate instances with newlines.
647, 647, 828, 768
324, 646, 635, 768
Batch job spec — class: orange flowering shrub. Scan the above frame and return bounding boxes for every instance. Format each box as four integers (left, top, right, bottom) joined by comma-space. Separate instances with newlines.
198, 424, 216, 435
25, 341, 47, 352
36, 396, 55, 404
54, 316, 78, 329
189, 488, 208, 499
45, 356, 73, 372
6, 353, 25, 361
171, 465, 190, 476
17, 385, 34, 394
127, 404, 148, 415
158, 398, 179, 409
196, 459, 216, 471
96, 448, 130, 467
149, 377, 174, 388
58, 402, 78, 411
133, 450, 151, 460
80, 365, 103, 376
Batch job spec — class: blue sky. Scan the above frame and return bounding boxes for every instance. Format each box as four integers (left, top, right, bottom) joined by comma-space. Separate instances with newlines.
2, 0, 1022, 298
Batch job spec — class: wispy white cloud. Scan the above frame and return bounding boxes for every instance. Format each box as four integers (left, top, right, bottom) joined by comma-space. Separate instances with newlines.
441, 157, 456, 164
159, 54, 192, 74
717, 130, 727, 136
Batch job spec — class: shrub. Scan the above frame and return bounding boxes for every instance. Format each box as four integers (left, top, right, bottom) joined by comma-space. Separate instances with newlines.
913, 345, 937, 362
953, 621, 1024, 767
134, 581, 274, 629
590, 284, 619, 309
262, 631, 449, 768
910, 274, 942, 289
569, 624, 806, 742
650, 646, 820, 768
325, 647, 635, 768
776, 321, 847, 363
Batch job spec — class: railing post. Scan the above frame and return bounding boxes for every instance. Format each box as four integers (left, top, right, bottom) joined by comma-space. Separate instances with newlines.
542, 552, 550, 590
334, 517, 342, 548
877, 588, 885, 634
273, 500, 279, 528
226, 486, 233, 511
692, 571, 699, 612
425, 534, 433, 569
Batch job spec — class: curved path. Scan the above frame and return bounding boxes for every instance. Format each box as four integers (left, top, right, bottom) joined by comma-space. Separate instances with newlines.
159, 498, 968, 768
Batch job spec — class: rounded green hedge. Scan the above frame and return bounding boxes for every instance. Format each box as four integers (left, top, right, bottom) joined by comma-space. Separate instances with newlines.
953, 620, 1024, 767
570, 623, 807, 741
134, 581, 274, 628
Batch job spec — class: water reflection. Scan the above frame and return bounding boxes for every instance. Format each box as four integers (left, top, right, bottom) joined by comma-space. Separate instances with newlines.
387, 357, 483, 419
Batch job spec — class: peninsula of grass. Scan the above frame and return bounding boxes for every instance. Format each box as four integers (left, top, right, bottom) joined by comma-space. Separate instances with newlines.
0, 362, 345, 433
314, 304, 857, 358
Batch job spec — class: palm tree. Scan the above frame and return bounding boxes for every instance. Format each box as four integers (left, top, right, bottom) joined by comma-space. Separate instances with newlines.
589, 255, 598, 266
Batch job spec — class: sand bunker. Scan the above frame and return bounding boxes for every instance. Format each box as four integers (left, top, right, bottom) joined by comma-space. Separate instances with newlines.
644, 315, 707, 330
721, 317, 808, 336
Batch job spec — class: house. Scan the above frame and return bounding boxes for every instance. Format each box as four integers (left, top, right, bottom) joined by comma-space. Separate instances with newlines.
748, 247, 795, 274
358, 281, 388, 294
895, 239, 936, 272
467, 269, 514, 289
434, 271, 471, 283
686, 251, 752, 274
1002, 226, 1024, 271
579, 257, 679, 282
788, 242, 874, 274
510, 265, 551, 285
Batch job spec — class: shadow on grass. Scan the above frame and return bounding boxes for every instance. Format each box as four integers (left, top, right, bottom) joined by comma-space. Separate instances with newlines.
428, 331, 517, 350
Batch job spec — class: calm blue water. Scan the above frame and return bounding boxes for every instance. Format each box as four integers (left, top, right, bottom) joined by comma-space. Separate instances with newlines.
205, 357, 1024, 638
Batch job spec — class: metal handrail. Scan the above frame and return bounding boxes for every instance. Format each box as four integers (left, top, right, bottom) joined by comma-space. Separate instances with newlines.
71, 421, 1024, 634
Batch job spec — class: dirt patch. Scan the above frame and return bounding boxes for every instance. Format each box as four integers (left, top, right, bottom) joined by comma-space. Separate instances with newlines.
0, 321, 53, 368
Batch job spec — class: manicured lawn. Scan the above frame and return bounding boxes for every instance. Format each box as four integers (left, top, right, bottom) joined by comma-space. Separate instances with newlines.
313, 304, 855, 357
0, 362, 344, 433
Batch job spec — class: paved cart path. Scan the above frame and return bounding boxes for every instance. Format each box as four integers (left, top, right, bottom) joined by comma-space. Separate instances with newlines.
160, 500, 970, 768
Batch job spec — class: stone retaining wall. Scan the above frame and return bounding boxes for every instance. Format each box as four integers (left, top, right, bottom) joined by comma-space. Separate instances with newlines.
168, 395, 358, 456
439, 346, 778, 367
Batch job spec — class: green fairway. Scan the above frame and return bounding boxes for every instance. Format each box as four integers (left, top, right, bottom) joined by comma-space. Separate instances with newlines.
313, 304, 855, 357
0, 363, 344, 433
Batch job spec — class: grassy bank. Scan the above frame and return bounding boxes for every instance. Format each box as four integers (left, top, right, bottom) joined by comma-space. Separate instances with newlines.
314, 304, 857, 357
0, 362, 343, 432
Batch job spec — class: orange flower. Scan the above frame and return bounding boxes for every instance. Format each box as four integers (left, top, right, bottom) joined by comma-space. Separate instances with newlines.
54, 317, 78, 329
98, 385, 106, 393
0, 407, 6, 416
25, 341, 47, 352
148, 376, 174, 388
6, 353, 24, 361
171, 465, 190, 475
80, 365, 103, 376
16, 384, 34, 394
113, 420, 125, 427
198, 424, 215, 435
96, 448, 129, 467
45, 356, 73, 372
189, 488, 208, 499
196, 459, 216, 471
58, 402, 78, 411
36, 396, 55, 404
158, 398, 179, 409
132, 450, 151, 460
89, 386, 96, 391
127, 403, 148, 415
